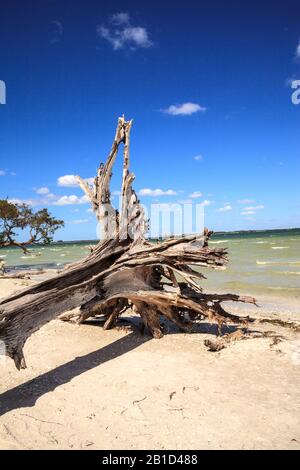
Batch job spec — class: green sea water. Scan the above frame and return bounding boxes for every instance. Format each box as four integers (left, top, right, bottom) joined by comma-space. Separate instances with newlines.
200, 228, 300, 301
0, 229, 299, 301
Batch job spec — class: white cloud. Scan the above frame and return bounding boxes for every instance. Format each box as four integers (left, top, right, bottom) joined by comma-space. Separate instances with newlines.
123, 27, 151, 48
69, 219, 89, 225
111, 12, 130, 25
36, 187, 50, 195
193, 155, 203, 161
244, 205, 264, 211
57, 174, 79, 187
139, 188, 177, 197
0, 170, 16, 176
97, 13, 152, 51
199, 200, 212, 207
8, 198, 23, 205
163, 102, 207, 116
50, 20, 63, 44
46, 193, 56, 199
189, 191, 203, 199
57, 174, 94, 188
216, 204, 232, 212
8, 197, 43, 207
54, 195, 89, 206
241, 210, 255, 215
237, 199, 255, 204
8, 193, 89, 207
241, 205, 264, 216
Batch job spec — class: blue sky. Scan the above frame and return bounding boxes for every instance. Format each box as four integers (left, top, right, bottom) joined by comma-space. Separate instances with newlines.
0, 0, 299, 240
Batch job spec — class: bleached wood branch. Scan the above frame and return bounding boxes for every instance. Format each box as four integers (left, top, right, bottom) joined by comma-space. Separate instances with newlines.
0, 117, 265, 370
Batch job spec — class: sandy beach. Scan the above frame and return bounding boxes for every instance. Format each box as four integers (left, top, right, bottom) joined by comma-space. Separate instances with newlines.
0, 273, 300, 450
1, 0, 300, 455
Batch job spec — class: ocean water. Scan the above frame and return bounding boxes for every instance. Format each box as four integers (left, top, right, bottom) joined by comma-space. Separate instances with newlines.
199, 229, 300, 301
0, 229, 299, 301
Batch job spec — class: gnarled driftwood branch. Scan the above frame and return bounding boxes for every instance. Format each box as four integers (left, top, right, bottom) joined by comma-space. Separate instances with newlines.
0, 117, 257, 370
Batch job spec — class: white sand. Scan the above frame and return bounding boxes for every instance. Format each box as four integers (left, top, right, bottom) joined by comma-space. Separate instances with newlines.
0, 276, 300, 450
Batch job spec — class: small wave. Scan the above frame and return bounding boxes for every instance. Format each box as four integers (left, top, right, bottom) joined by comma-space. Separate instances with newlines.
271, 246, 289, 250
60, 254, 66, 257
0, 255, 7, 258
256, 260, 274, 265
278, 271, 300, 276
268, 286, 300, 291
255, 241, 268, 244
256, 260, 300, 266
50, 248, 62, 252
20, 253, 42, 259
210, 240, 229, 244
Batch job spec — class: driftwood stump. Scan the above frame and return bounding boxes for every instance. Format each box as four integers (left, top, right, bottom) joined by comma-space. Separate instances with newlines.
0, 117, 256, 370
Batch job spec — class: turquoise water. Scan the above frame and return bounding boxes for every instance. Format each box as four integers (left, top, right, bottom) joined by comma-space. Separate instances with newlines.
0, 229, 300, 300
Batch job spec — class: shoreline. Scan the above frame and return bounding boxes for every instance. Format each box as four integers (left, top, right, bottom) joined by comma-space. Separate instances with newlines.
1, 228, 300, 307
1, 227, 299, 247
1, 267, 299, 319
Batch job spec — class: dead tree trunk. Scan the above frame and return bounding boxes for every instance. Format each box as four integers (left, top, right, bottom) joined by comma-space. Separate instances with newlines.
0, 117, 256, 370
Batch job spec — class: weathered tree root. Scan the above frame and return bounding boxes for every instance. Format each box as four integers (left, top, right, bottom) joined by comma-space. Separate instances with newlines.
256, 317, 300, 332
0, 117, 259, 370
204, 328, 288, 352
205, 330, 247, 352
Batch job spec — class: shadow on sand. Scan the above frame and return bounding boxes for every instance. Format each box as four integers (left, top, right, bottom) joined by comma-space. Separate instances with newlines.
0, 333, 150, 417
0, 320, 244, 417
